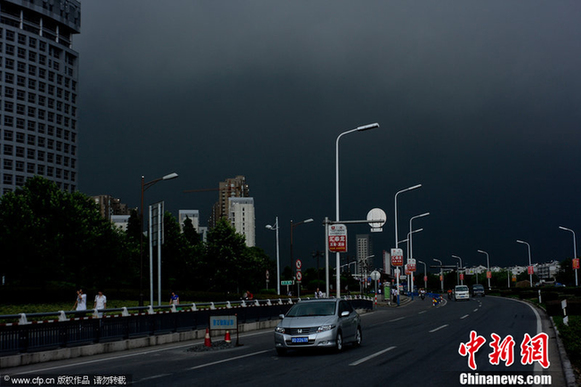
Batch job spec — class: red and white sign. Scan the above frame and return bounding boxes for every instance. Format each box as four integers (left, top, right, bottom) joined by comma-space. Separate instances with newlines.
328, 224, 347, 252
391, 248, 404, 267
295, 259, 302, 270
486, 271, 492, 279
460, 273, 464, 281
408, 258, 416, 272
296, 271, 302, 282
573, 258, 580, 270
527, 266, 534, 275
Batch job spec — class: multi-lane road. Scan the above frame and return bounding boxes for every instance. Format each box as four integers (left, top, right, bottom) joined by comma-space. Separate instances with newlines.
3, 296, 565, 386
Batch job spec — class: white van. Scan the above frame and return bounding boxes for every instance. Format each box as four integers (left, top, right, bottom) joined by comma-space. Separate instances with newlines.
454, 285, 470, 301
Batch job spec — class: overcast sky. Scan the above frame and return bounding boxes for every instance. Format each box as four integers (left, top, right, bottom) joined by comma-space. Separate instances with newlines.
75, 1, 581, 275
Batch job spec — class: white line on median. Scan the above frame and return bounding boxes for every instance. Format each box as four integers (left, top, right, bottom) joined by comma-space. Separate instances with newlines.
389, 317, 406, 322
429, 324, 449, 333
187, 350, 270, 370
349, 346, 397, 366
460, 314, 469, 320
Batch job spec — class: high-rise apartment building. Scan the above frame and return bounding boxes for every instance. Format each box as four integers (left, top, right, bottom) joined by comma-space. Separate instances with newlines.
209, 175, 249, 228
228, 197, 255, 247
356, 234, 373, 275
0, 0, 80, 194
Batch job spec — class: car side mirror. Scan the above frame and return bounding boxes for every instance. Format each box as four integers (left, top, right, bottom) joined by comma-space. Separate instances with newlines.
340, 311, 350, 318
279, 314, 285, 319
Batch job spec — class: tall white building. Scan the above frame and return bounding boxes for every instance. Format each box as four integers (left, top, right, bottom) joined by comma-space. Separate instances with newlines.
228, 197, 255, 247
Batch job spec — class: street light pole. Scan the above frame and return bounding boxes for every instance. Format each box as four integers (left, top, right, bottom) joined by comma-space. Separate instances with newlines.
406, 227, 424, 292
452, 255, 463, 285
408, 212, 429, 292
477, 250, 490, 290
394, 184, 422, 248
559, 226, 579, 287
265, 217, 280, 295
335, 123, 379, 298
290, 218, 314, 296
433, 258, 443, 292
139, 172, 178, 306
516, 240, 533, 286
417, 260, 427, 290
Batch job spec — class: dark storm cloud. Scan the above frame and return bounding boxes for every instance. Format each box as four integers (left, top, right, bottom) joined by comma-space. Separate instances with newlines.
76, 1, 581, 272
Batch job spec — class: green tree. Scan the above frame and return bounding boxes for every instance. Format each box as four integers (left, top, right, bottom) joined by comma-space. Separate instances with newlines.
182, 216, 200, 246
0, 177, 126, 289
201, 218, 248, 293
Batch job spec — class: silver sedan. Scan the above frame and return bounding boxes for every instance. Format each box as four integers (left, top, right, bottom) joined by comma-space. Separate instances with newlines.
274, 298, 362, 355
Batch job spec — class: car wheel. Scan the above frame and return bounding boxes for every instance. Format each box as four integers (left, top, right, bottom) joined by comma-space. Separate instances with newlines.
276, 348, 287, 356
354, 327, 362, 347
335, 331, 344, 352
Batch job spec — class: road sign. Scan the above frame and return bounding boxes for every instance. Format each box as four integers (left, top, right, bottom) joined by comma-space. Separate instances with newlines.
295, 259, 302, 270
367, 208, 387, 232
281, 280, 293, 286
486, 271, 492, 279
391, 248, 404, 266
370, 270, 381, 281
328, 224, 347, 253
573, 258, 580, 270
296, 271, 302, 282
408, 258, 416, 272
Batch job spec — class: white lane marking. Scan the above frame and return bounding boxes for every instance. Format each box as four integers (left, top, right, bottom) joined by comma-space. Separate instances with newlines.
473, 309, 478, 312
187, 349, 270, 370
134, 374, 171, 383
418, 311, 427, 315
429, 324, 449, 333
460, 314, 469, 320
389, 317, 405, 322
349, 346, 397, 366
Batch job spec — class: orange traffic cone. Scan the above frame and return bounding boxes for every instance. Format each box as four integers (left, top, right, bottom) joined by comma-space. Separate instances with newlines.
204, 328, 212, 347
224, 330, 231, 344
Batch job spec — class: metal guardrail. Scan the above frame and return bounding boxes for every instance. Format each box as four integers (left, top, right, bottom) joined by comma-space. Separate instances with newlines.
0, 296, 373, 355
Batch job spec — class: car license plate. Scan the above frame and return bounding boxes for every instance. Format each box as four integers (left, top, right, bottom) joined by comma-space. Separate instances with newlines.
291, 337, 308, 343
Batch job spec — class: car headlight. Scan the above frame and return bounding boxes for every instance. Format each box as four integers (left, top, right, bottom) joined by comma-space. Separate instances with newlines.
275, 326, 285, 334
317, 324, 335, 333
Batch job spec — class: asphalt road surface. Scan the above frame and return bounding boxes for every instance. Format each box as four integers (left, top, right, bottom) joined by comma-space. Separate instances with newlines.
3, 296, 564, 387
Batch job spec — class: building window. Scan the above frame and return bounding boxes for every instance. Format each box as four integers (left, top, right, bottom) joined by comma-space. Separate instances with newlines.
16, 132, 24, 143
15, 161, 24, 172
3, 144, 13, 156
27, 149, 35, 159
3, 174, 13, 184
15, 175, 25, 186
27, 163, 35, 174
16, 147, 24, 158
37, 164, 44, 175
6, 59, 14, 70
4, 130, 13, 141
3, 159, 13, 170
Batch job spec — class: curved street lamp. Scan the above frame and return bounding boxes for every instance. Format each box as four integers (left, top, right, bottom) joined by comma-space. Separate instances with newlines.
516, 240, 533, 286
335, 123, 379, 298
265, 217, 280, 295
559, 226, 579, 287
433, 258, 444, 292
452, 255, 463, 285
477, 250, 490, 290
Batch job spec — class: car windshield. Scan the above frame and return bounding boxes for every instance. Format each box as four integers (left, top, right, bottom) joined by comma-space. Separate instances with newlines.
287, 302, 336, 317
456, 286, 469, 292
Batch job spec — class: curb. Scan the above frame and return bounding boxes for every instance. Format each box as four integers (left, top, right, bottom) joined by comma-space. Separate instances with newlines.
550, 316, 578, 387
0, 319, 280, 369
